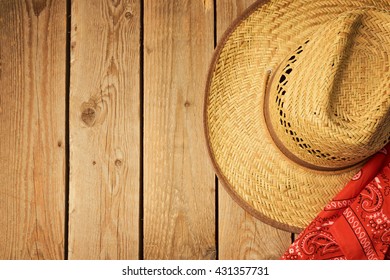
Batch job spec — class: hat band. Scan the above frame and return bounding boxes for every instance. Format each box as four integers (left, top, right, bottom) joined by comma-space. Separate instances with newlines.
263, 69, 362, 172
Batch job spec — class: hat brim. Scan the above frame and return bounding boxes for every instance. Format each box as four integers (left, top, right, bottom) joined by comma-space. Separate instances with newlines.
204, 0, 389, 232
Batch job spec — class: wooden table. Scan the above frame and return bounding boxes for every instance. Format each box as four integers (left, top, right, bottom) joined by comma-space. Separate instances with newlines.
0, 0, 292, 260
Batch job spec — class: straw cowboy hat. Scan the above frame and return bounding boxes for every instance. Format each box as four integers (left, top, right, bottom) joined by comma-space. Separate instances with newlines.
204, 0, 390, 233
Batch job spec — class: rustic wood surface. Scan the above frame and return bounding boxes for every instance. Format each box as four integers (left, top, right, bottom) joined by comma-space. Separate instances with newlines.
143, 0, 216, 260
0, 0, 66, 259
69, 0, 141, 259
0, 0, 293, 260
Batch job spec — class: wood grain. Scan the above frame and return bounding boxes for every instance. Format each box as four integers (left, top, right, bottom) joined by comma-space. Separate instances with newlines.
69, 0, 140, 259
0, 0, 66, 259
216, 0, 292, 259
143, 0, 216, 259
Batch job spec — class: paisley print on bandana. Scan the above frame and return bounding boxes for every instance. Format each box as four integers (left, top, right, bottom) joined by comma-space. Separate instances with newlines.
301, 231, 339, 256
282, 144, 390, 260
359, 183, 383, 213
352, 170, 362, 181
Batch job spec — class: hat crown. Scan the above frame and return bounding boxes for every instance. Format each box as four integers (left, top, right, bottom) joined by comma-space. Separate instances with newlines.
267, 8, 390, 170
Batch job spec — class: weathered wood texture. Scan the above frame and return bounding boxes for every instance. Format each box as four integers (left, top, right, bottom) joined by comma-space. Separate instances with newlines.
0, 0, 294, 260
69, 0, 140, 259
216, 0, 292, 259
143, 0, 216, 259
0, 0, 66, 259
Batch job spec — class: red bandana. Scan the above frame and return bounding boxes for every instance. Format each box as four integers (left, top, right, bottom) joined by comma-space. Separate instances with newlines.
282, 143, 390, 260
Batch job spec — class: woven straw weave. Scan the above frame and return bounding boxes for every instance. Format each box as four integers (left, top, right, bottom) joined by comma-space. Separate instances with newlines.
205, 0, 390, 232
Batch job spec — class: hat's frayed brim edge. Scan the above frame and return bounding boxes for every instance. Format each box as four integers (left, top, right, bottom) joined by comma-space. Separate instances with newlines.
203, 0, 307, 233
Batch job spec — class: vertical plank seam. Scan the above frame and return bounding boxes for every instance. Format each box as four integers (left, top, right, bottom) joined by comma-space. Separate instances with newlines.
213, 0, 219, 261
64, 0, 72, 260
215, 175, 219, 260
139, 0, 145, 261
213, 0, 218, 47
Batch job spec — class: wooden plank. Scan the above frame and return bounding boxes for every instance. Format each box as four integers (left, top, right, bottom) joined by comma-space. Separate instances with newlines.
143, 0, 215, 259
0, 0, 66, 259
217, 0, 292, 260
69, 0, 140, 259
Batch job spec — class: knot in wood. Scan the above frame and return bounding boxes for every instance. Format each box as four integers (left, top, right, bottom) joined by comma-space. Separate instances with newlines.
32, 0, 46, 17
115, 159, 122, 167
81, 107, 96, 127
204, 247, 217, 260
125, 11, 133, 19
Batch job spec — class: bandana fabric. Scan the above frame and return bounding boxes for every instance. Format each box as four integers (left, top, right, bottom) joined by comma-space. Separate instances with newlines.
282, 143, 390, 260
